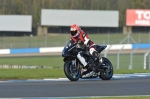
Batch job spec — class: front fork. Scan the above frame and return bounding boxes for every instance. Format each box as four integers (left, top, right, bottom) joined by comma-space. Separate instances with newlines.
71, 59, 82, 71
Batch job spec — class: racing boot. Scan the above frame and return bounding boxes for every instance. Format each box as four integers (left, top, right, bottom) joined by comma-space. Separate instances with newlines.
92, 51, 100, 63
92, 51, 108, 70
92, 51, 104, 66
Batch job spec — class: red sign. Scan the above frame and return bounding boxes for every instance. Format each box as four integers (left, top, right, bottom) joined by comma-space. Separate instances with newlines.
126, 9, 150, 26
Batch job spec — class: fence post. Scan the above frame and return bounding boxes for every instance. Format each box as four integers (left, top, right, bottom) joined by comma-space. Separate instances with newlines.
104, 45, 112, 57
45, 35, 47, 47
117, 46, 124, 69
144, 49, 150, 69
3, 35, 5, 49
149, 55, 150, 69
129, 47, 138, 69
107, 32, 109, 44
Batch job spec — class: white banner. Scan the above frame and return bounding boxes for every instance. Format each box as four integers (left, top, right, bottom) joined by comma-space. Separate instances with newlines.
0, 15, 32, 32
41, 9, 119, 27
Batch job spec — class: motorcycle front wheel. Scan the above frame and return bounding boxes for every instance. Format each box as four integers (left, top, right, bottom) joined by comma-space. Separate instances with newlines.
64, 60, 81, 81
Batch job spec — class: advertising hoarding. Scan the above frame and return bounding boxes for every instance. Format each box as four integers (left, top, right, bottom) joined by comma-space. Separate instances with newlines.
126, 9, 150, 26
41, 9, 119, 27
0, 15, 32, 32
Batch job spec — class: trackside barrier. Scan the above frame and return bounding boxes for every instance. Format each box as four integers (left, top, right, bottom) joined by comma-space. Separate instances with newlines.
0, 49, 10, 54
0, 43, 149, 55
10, 48, 39, 54
40, 47, 63, 53
132, 43, 150, 49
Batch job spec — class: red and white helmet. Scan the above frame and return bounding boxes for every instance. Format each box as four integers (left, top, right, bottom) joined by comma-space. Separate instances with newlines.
70, 24, 81, 37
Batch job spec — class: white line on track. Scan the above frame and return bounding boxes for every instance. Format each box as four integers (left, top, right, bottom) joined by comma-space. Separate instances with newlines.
44, 73, 150, 81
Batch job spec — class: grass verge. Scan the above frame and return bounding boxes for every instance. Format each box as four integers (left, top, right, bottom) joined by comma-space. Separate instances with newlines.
0, 54, 145, 69
0, 55, 149, 80
0, 68, 150, 80
0, 68, 65, 80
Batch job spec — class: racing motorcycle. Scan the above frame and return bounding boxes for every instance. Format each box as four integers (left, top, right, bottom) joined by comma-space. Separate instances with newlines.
62, 40, 113, 81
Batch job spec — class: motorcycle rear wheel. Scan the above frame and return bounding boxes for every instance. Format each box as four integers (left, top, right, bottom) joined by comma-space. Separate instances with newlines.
99, 57, 113, 80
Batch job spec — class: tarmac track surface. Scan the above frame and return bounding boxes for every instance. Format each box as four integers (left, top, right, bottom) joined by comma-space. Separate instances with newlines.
0, 77, 150, 98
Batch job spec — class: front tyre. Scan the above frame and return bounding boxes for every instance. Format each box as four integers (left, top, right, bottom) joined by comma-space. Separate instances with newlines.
64, 60, 80, 81
99, 57, 113, 80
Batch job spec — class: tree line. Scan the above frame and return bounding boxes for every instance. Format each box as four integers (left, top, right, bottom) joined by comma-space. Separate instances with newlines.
0, 0, 149, 27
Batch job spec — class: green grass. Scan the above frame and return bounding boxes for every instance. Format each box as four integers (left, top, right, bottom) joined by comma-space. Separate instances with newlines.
0, 68, 65, 80
0, 56, 64, 68
0, 33, 150, 49
0, 54, 145, 69
0, 55, 150, 79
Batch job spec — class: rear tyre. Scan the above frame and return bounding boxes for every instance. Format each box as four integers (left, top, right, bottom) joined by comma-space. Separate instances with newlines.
99, 57, 113, 80
64, 60, 80, 81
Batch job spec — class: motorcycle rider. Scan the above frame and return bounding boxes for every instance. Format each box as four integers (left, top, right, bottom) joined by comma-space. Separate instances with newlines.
70, 24, 103, 78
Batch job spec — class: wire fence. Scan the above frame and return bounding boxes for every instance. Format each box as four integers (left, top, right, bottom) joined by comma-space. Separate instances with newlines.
0, 33, 150, 49
102, 49, 150, 70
